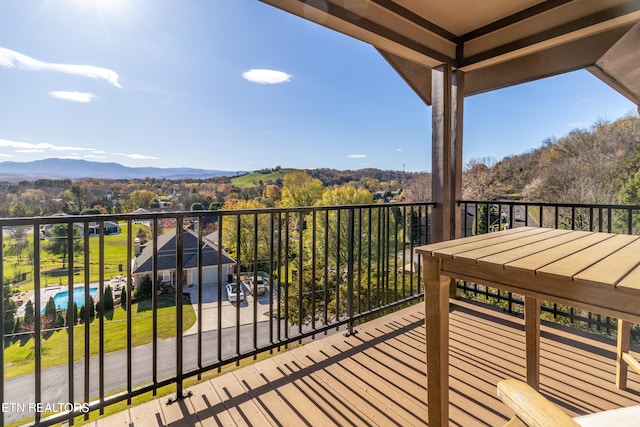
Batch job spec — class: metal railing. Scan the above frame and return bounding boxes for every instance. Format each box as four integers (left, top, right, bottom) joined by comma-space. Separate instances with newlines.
0, 202, 433, 426
458, 200, 640, 344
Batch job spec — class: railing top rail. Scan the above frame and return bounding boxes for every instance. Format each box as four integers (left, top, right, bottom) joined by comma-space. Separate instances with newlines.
0, 201, 436, 227
458, 200, 640, 210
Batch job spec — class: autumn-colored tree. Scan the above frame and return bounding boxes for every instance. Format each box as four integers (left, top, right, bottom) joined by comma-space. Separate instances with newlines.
221, 199, 270, 266
318, 186, 373, 206
125, 189, 156, 211
402, 173, 432, 202
279, 171, 324, 207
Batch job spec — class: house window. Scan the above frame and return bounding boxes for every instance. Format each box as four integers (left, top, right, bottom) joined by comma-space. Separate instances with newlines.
162, 271, 170, 283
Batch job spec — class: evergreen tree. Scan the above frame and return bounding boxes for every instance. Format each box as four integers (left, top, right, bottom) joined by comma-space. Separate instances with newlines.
120, 287, 127, 307
44, 296, 57, 318
55, 312, 65, 328
3, 284, 16, 334
73, 302, 79, 324
103, 285, 114, 311
135, 275, 153, 301
79, 305, 86, 323
88, 296, 95, 319
24, 300, 34, 325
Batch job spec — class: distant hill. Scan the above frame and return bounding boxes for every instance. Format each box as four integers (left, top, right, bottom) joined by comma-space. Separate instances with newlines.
231, 168, 296, 188
0, 159, 246, 180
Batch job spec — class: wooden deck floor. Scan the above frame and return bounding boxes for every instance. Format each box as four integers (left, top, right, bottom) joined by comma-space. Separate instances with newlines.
92, 300, 640, 426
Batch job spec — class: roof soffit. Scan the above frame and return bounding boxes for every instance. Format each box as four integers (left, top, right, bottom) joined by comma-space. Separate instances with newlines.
588, 22, 640, 104
260, 0, 640, 102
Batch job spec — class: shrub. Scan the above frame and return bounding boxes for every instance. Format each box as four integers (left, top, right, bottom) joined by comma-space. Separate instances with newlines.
103, 285, 114, 311
135, 275, 152, 301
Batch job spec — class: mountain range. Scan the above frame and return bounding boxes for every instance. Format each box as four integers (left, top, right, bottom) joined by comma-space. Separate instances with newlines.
0, 159, 246, 180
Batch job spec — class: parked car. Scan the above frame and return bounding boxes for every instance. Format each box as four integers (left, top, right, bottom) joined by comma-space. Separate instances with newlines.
226, 283, 245, 303
249, 277, 268, 295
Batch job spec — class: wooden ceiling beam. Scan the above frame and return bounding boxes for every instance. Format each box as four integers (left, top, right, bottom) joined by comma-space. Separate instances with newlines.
461, 1, 640, 68
463, 26, 632, 96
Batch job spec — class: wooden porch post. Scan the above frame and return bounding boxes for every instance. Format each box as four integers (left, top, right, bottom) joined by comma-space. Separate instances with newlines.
431, 65, 463, 243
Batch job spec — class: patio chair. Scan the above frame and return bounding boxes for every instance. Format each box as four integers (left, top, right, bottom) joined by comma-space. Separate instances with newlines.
497, 379, 640, 427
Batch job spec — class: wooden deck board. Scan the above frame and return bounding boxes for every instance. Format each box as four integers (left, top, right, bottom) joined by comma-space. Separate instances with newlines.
97, 300, 640, 426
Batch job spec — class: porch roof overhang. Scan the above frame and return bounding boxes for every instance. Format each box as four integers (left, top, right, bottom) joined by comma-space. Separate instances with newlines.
260, 0, 640, 106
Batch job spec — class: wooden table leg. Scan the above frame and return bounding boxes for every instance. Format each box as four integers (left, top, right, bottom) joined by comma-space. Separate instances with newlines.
424, 256, 450, 427
616, 319, 631, 389
524, 296, 540, 390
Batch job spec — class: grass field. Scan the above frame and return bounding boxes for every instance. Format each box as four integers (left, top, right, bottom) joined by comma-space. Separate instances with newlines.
3, 223, 149, 293
3, 294, 196, 379
230, 168, 296, 188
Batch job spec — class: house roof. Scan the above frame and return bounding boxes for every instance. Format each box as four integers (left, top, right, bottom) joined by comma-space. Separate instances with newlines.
261, 0, 640, 105
132, 227, 236, 275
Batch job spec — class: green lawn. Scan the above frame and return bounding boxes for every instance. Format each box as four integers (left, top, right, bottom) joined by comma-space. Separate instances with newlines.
4, 223, 148, 293
231, 169, 296, 188
3, 295, 196, 379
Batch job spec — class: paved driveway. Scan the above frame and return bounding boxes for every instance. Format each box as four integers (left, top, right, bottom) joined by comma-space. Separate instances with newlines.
182, 281, 277, 334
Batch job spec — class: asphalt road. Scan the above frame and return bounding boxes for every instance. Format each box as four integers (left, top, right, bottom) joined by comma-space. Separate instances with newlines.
4, 320, 285, 424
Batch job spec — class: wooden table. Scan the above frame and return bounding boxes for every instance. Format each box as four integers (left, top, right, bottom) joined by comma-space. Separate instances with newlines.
415, 227, 640, 427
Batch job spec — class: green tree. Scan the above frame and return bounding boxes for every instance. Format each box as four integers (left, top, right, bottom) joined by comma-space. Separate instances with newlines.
318, 186, 373, 206
80, 207, 103, 215
44, 296, 57, 318
103, 285, 114, 311
619, 170, 640, 204
135, 275, 152, 301
221, 199, 270, 265
120, 287, 127, 307
125, 189, 156, 212
88, 296, 95, 319
24, 300, 34, 325
279, 171, 324, 207
617, 170, 640, 233
73, 302, 79, 324
70, 184, 88, 211
7, 226, 29, 263
3, 284, 16, 335
44, 224, 83, 268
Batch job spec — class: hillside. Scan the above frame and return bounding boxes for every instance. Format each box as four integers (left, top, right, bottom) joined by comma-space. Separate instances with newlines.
464, 115, 640, 204
230, 168, 296, 188
0, 158, 244, 180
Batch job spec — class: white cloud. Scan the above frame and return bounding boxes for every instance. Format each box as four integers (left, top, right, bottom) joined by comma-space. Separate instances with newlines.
242, 69, 292, 85
396, 148, 403, 152
349, 154, 367, 158
49, 91, 95, 103
0, 137, 96, 152
0, 153, 12, 158
0, 47, 122, 88
115, 153, 159, 160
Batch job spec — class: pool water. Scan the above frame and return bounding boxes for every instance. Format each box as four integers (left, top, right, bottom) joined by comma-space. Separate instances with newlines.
50, 287, 98, 310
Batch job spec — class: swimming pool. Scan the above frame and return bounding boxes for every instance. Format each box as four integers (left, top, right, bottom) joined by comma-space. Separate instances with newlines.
50, 287, 98, 310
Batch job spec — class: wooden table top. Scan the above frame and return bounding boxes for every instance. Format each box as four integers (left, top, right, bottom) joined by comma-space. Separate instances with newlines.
415, 227, 640, 323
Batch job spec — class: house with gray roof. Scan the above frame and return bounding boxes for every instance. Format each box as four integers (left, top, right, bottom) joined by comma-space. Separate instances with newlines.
131, 227, 235, 289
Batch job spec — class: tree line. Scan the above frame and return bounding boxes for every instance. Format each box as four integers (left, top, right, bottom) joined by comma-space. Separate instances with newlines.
463, 114, 640, 204
0, 168, 427, 218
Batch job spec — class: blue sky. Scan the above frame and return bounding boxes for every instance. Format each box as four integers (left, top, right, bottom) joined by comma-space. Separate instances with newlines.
0, 0, 636, 173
